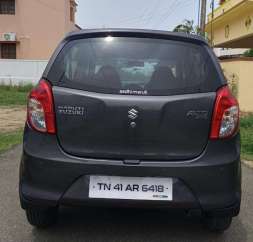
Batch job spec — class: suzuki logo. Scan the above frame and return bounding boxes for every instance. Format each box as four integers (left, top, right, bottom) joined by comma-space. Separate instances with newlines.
128, 108, 138, 120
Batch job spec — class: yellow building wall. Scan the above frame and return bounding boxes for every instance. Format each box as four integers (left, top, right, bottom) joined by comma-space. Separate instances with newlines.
211, 8, 253, 47
206, 0, 253, 47
207, 0, 246, 22
221, 59, 253, 112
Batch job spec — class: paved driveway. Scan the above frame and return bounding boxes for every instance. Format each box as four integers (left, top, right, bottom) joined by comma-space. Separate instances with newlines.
0, 145, 252, 242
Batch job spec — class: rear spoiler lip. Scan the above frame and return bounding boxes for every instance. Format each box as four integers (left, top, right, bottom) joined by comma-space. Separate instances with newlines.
64, 28, 208, 46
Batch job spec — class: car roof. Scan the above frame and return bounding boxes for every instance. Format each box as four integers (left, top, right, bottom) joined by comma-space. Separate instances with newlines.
64, 28, 208, 46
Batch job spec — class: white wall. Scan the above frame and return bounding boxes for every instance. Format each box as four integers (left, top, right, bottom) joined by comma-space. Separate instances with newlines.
0, 59, 48, 85
214, 48, 248, 57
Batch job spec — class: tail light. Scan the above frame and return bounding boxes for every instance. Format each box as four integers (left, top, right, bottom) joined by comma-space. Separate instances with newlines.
27, 79, 56, 134
210, 86, 239, 139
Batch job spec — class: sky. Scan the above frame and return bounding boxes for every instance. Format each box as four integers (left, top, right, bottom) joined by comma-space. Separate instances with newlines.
76, 0, 219, 31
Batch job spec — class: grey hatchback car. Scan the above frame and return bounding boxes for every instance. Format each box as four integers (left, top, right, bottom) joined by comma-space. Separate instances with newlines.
19, 29, 241, 232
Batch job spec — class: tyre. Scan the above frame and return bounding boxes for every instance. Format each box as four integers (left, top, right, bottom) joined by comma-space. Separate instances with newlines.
204, 216, 232, 232
25, 207, 58, 228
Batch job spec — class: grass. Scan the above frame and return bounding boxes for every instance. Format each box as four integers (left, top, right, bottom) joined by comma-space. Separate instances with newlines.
240, 114, 253, 161
0, 84, 33, 106
0, 84, 29, 153
0, 129, 23, 153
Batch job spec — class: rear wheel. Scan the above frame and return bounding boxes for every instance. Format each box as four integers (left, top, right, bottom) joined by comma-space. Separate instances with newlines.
25, 207, 58, 228
204, 216, 232, 232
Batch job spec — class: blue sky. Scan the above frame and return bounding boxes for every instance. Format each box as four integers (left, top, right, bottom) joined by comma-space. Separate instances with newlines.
76, 0, 219, 31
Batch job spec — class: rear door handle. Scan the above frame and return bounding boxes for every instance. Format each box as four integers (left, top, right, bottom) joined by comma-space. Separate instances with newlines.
123, 160, 141, 165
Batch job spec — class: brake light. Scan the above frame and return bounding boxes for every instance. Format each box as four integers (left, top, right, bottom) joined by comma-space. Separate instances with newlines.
210, 86, 239, 139
27, 79, 56, 134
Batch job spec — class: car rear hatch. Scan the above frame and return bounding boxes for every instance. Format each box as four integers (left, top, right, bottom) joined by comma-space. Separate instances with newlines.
47, 34, 222, 161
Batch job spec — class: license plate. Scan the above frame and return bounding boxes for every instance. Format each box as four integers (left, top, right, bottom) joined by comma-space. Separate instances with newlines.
89, 176, 173, 201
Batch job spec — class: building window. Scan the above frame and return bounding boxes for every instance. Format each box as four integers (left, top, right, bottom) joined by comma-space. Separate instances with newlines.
0, 0, 15, 15
0, 43, 16, 59
70, 6, 75, 22
225, 25, 230, 38
70, 1, 77, 22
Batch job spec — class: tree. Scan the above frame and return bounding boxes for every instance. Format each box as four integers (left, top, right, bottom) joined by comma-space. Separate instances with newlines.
243, 49, 253, 57
173, 20, 201, 35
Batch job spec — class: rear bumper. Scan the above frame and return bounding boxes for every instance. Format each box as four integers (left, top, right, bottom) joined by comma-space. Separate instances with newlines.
20, 126, 241, 217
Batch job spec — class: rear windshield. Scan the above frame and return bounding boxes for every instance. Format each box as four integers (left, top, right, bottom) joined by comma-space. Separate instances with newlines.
48, 37, 221, 95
